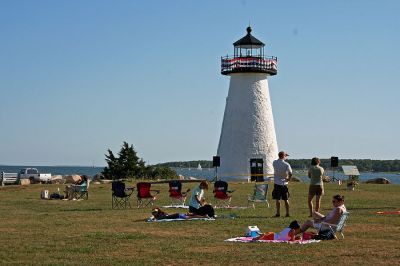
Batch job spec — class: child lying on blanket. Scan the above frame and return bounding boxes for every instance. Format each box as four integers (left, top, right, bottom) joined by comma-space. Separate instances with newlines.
254, 220, 301, 241
150, 207, 208, 221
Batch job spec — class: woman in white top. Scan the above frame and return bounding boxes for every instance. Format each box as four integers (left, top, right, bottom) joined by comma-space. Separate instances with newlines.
255, 220, 301, 241
300, 194, 346, 232
188, 181, 215, 217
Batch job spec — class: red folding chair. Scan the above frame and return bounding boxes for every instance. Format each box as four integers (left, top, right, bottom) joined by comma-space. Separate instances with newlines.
136, 182, 159, 208
168, 180, 190, 207
213, 180, 233, 208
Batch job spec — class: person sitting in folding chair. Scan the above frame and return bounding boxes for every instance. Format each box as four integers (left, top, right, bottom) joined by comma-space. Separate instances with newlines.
65, 175, 83, 199
112, 181, 134, 209
300, 194, 347, 238
68, 175, 89, 200
213, 180, 234, 208
136, 182, 159, 208
188, 181, 215, 218
168, 180, 190, 207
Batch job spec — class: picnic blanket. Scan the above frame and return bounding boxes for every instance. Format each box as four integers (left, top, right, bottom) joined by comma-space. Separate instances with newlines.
147, 217, 215, 222
162, 205, 189, 209
376, 211, 400, 215
225, 236, 320, 244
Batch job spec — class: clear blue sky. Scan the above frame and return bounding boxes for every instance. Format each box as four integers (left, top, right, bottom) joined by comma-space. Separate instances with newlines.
1, 0, 399, 166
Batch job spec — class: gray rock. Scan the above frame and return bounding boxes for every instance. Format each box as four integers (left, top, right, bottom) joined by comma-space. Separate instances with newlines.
64, 175, 81, 184
51, 175, 65, 184
92, 173, 104, 181
364, 177, 391, 184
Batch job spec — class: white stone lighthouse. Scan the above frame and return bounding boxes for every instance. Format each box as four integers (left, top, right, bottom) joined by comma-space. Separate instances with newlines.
217, 27, 278, 181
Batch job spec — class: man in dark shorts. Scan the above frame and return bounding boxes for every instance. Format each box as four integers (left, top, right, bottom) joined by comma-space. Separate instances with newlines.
272, 151, 293, 217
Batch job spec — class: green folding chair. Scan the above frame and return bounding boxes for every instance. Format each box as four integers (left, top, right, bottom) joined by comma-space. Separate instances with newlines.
70, 180, 90, 200
247, 183, 269, 209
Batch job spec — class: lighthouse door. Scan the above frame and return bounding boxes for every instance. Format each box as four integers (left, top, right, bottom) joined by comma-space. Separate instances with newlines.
250, 159, 264, 182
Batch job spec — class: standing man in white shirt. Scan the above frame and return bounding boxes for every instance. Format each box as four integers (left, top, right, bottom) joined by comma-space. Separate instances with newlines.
272, 151, 293, 217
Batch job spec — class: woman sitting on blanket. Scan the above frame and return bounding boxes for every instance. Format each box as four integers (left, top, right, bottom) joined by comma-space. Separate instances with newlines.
150, 207, 207, 221
300, 194, 346, 233
188, 181, 215, 218
255, 220, 301, 241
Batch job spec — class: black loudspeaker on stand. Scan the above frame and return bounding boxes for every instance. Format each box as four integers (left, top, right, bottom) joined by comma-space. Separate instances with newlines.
213, 156, 220, 167
331, 157, 339, 168
213, 156, 220, 181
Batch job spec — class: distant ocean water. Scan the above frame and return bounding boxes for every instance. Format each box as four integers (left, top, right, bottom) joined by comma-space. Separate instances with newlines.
173, 168, 400, 185
1, 165, 399, 184
0, 165, 104, 177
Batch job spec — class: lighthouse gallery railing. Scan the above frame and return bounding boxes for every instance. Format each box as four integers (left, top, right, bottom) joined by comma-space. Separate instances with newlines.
221, 56, 278, 75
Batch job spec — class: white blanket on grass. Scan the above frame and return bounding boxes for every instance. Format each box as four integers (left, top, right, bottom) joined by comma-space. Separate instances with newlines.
214, 206, 248, 209
161, 205, 189, 209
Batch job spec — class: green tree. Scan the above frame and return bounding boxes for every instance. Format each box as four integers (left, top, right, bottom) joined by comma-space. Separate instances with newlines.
102, 142, 146, 179
102, 141, 177, 180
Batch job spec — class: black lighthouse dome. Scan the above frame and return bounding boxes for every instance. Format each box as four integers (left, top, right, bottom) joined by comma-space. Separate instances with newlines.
221, 27, 277, 76
233, 26, 265, 48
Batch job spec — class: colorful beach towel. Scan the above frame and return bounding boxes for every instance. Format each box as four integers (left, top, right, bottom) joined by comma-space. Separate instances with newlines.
147, 217, 215, 222
225, 237, 320, 244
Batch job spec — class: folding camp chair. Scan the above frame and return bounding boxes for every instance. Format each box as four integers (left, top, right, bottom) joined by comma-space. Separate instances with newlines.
112, 181, 134, 209
247, 183, 269, 209
168, 180, 190, 206
137, 182, 160, 208
318, 211, 350, 239
69, 180, 90, 200
213, 181, 234, 208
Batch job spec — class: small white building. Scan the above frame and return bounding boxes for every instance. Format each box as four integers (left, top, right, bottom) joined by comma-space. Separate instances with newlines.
217, 27, 278, 181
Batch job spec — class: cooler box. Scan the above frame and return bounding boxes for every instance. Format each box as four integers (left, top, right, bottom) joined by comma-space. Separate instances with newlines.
246, 226, 261, 237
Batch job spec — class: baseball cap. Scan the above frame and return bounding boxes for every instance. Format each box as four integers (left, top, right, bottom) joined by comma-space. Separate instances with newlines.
278, 151, 289, 157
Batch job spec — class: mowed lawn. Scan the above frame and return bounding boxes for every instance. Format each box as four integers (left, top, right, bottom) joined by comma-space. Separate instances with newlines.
0, 181, 399, 265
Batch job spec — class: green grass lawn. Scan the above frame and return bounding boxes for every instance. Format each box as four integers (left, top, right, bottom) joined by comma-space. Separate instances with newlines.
0, 181, 399, 265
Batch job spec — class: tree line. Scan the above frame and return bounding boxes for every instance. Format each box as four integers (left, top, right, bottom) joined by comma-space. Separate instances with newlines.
156, 160, 214, 169
287, 159, 400, 172
158, 159, 400, 172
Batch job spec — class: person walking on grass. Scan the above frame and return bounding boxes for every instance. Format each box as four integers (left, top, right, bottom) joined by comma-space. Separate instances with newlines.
272, 151, 292, 217
307, 157, 325, 217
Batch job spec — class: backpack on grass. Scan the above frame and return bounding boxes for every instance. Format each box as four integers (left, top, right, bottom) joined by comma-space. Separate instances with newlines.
314, 229, 335, 240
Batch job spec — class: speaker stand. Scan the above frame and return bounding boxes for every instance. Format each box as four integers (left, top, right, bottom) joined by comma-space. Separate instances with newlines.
331, 167, 341, 185
213, 166, 219, 182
